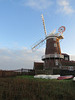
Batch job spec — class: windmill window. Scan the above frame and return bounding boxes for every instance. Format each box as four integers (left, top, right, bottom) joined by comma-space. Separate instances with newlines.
55, 60, 58, 65
53, 38, 56, 41
54, 43, 57, 47
55, 52, 57, 54
55, 52, 57, 55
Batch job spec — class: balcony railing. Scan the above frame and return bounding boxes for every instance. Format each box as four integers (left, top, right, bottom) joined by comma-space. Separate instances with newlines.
42, 54, 64, 60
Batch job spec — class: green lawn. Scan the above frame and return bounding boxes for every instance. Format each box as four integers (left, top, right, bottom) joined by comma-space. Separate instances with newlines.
16, 75, 34, 79
0, 75, 75, 100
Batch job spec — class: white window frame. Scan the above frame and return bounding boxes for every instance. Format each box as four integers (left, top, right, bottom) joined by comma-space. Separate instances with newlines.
65, 57, 68, 60
55, 60, 58, 65
54, 43, 57, 47
53, 38, 56, 41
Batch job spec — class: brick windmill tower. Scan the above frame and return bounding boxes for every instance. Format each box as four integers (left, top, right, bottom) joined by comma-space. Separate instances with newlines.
32, 15, 66, 70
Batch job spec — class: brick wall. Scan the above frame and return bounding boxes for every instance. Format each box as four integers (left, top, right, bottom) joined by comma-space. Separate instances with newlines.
45, 38, 61, 54
34, 62, 44, 70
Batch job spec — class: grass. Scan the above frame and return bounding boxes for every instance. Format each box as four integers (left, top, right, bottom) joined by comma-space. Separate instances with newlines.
16, 75, 34, 79
0, 75, 75, 100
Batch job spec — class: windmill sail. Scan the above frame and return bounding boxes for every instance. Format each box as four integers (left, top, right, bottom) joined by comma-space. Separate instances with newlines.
31, 38, 46, 51
41, 14, 47, 36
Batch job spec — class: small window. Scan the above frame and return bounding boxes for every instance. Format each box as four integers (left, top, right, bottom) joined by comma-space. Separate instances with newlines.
54, 53, 57, 57
55, 52, 57, 54
65, 57, 68, 60
54, 43, 57, 47
53, 38, 56, 41
68, 66, 73, 71
55, 60, 58, 65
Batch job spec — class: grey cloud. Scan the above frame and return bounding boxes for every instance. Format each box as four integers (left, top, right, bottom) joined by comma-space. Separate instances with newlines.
0, 48, 44, 70
57, 0, 75, 14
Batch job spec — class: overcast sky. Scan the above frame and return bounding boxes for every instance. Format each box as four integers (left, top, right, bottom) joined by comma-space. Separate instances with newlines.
0, 0, 75, 70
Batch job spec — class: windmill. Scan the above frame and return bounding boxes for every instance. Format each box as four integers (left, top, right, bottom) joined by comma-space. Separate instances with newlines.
32, 14, 66, 69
